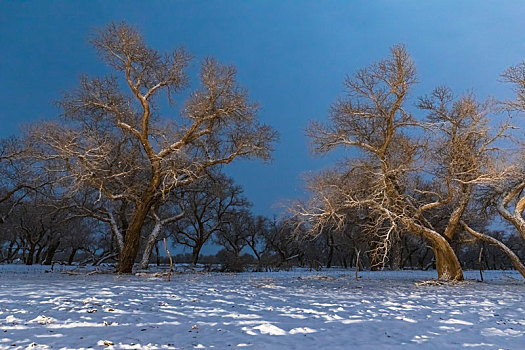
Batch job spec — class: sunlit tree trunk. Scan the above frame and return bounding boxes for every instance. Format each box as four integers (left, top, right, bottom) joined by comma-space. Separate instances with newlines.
119, 183, 158, 273
404, 219, 463, 281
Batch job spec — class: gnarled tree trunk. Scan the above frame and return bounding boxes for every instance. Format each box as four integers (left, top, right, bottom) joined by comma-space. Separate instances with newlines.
403, 219, 463, 281
432, 240, 463, 281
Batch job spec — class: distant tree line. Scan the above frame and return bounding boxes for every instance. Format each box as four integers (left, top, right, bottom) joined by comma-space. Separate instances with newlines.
2, 23, 525, 280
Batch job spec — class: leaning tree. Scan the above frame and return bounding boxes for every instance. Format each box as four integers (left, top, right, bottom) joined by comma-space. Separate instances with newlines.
492, 62, 525, 240
296, 45, 513, 281
30, 22, 277, 273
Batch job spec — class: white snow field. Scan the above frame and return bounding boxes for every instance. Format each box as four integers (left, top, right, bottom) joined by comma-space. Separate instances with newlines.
0, 266, 524, 349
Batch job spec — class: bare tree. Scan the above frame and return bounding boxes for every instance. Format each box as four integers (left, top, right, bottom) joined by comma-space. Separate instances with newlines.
243, 215, 268, 270
29, 22, 277, 273
172, 172, 248, 266
0, 137, 42, 224
494, 63, 525, 240
59, 218, 101, 265
262, 217, 305, 268
2, 195, 69, 265
417, 88, 525, 278
457, 60, 525, 278
58, 189, 130, 257
461, 222, 525, 277
215, 209, 253, 271
296, 46, 511, 281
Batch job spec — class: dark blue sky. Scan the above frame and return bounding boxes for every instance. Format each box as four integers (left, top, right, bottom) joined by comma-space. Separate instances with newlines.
2, 1, 525, 216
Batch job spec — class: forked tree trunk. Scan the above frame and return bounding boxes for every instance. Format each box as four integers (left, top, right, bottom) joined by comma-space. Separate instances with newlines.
139, 211, 183, 270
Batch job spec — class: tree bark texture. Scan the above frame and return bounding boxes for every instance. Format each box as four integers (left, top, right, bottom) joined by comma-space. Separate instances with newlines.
403, 219, 463, 281
118, 183, 159, 273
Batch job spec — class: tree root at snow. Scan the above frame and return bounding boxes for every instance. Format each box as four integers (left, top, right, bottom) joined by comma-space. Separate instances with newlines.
414, 279, 466, 287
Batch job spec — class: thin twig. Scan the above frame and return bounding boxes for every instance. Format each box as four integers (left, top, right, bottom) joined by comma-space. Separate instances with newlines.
163, 238, 173, 282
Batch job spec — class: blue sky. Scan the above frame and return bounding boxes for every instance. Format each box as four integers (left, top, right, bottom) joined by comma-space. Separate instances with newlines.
2, 1, 525, 216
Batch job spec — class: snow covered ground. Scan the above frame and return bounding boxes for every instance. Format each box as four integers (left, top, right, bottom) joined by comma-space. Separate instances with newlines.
0, 265, 524, 349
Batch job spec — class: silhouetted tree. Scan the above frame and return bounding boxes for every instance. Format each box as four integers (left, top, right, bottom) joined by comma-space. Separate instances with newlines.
172, 172, 249, 266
